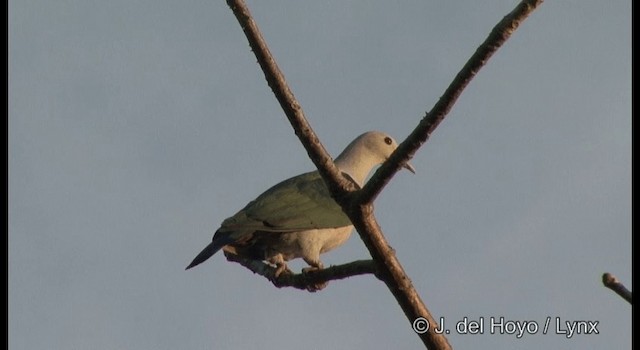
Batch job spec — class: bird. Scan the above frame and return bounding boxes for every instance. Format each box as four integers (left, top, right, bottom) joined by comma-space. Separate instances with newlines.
186, 131, 415, 277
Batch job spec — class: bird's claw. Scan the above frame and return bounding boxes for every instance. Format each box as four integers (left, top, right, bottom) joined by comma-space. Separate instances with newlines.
274, 263, 293, 278
301, 265, 327, 292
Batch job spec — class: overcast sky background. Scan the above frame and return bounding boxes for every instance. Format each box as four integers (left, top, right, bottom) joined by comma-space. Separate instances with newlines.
9, 1, 631, 349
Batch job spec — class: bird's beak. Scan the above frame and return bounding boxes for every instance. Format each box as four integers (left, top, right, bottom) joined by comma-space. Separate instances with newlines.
403, 162, 416, 174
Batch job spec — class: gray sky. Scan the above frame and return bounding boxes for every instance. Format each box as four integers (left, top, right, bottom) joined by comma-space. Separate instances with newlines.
9, 1, 631, 349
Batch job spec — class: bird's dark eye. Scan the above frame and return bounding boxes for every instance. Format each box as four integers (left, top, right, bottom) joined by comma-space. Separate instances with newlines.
384, 136, 393, 145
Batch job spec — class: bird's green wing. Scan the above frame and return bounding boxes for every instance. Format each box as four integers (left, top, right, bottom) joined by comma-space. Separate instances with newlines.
220, 171, 352, 233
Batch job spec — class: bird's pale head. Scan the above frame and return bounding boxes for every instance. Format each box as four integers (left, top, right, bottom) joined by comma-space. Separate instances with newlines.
335, 131, 415, 186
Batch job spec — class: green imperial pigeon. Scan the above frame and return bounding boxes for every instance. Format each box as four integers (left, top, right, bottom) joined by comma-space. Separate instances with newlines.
186, 131, 415, 276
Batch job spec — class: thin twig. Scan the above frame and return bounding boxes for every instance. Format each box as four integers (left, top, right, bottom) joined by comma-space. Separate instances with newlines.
224, 251, 377, 292
602, 273, 632, 304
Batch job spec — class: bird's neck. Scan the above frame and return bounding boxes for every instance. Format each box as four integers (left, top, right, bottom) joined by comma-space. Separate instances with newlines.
335, 150, 379, 188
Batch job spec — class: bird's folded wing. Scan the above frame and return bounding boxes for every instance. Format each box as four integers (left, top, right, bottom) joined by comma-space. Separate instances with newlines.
220, 171, 352, 233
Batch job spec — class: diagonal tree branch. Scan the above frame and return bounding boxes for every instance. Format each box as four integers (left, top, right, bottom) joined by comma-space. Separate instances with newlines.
224, 251, 377, 292
224, 0, 544, 349
225, 2, 451, 348
346, 202, 450, 348
602, 272, 632, 304
359, 0, 545, 204
225, 0, 357, 199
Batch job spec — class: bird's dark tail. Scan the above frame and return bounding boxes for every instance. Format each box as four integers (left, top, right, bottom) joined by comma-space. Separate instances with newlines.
186, 242, 217, 270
